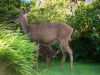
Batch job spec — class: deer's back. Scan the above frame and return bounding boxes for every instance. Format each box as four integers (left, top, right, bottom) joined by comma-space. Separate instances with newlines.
28, 22, 72, 44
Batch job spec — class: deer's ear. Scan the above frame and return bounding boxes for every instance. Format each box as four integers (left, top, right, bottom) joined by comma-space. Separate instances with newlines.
24, 7, 29, 14
22, 8, 26, 14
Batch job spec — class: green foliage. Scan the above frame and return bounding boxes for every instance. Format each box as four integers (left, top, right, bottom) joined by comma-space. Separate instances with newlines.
68, 0, 100, 38
67, 0, 100, 62
0, 23, 37, 75
0, 0, 20, 21
21, 0, 32, 8
27, 0, 71, 24
0, 21, 19, 32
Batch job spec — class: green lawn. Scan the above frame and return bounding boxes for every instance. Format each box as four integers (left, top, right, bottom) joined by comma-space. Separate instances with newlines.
36, 61, 100, 75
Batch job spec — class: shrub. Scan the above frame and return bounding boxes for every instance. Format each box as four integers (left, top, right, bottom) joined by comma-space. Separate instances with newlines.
67, 0, 100, 62
0, 0, 20, 21
27, 0, 71, 24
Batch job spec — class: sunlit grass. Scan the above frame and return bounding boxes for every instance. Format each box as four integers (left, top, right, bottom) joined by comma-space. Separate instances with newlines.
37, 61, 100, 75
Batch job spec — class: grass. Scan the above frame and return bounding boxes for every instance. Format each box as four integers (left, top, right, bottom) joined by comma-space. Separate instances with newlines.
36, 61, 100, 75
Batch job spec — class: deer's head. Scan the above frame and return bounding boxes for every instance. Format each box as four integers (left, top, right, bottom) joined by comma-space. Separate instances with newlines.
14, 8, 29, 23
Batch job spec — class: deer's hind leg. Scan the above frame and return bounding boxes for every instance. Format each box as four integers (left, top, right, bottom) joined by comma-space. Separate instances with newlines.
59, 39, 67, 65
66, 43, 73, 69
59, 39, 73, 69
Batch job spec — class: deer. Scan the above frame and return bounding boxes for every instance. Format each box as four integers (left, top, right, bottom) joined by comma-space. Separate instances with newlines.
14, 8, 73, 69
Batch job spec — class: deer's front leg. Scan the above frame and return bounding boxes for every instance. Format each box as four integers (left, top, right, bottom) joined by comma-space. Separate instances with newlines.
45, 56, 51, 69
33, 44, 40, 69
60, 52, 67, 65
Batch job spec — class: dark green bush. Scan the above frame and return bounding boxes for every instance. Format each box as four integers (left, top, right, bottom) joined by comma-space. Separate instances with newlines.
0, 0, 20, 21
67, 0, 100, 62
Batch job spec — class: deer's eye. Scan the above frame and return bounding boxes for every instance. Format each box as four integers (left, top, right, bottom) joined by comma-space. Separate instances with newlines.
15, 16, 19, 18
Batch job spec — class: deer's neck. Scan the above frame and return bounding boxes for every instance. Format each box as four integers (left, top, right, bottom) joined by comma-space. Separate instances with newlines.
20, 15, 29, 34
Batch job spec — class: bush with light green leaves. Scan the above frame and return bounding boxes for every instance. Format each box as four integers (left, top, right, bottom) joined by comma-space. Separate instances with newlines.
27, 0, 71, 24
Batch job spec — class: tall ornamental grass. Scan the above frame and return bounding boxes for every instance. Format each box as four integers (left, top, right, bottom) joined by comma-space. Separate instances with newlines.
0, 30, 37, 75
